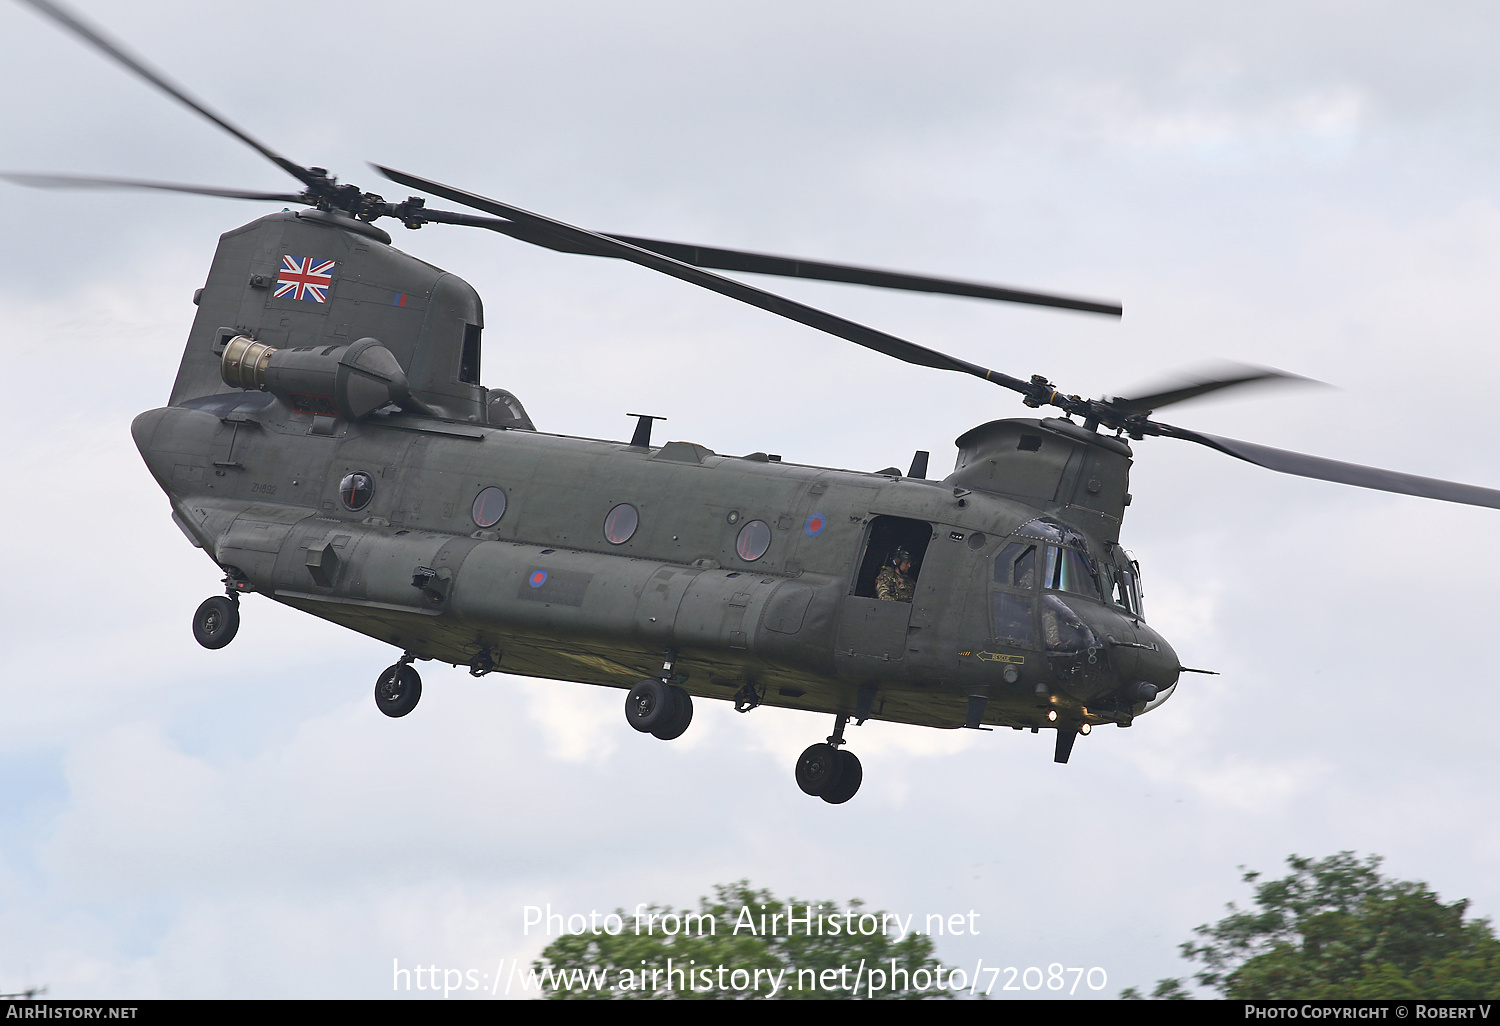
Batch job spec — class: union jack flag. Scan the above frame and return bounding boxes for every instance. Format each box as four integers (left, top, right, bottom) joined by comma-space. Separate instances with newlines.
275, 255, 335, 302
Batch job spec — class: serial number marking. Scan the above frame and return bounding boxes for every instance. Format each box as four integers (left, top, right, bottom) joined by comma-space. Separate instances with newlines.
251, 482, 278, 494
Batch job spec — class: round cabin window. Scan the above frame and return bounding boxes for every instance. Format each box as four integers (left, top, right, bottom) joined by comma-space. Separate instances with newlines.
472, 486, 507, 528
736, 519, 772, 561
603, 503, 639, 545
339, 472, 374, 511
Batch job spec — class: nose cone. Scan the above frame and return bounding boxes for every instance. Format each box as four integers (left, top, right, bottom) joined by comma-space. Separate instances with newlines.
1126, 621, 1180, 714
1133, 621, 1180, 690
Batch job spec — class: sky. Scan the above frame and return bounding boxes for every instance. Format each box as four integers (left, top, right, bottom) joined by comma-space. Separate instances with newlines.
1, 0, 1497, 1000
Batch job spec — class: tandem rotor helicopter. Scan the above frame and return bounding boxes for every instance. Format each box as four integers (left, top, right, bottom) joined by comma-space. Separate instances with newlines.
11, 0, 1500, 805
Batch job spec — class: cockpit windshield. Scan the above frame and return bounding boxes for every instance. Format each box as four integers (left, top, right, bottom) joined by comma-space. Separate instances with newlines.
998, 536, 1103, 601
1043, 545, 1099, 600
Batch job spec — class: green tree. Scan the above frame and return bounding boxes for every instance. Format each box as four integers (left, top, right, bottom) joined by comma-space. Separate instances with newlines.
1124, 853, 1500, 999
533, 882, 959, 1000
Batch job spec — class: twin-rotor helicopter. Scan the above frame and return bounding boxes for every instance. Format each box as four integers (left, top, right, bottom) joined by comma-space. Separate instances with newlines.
12, 0, 1500, 804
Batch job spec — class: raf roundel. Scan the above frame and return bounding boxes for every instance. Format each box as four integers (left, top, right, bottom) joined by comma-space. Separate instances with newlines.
528, 569, 548, 589
804, 513, 827, 537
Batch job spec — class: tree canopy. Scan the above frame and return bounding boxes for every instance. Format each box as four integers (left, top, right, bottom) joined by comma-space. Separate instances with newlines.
531, 882, 959, 1000
1123, 852, 1500, 1000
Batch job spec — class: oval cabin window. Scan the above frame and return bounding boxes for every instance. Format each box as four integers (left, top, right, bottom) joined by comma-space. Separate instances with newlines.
603, 503, 639, 545
736, 520, 772, 561
471, 486, 507, 528
339, 472, 374, 511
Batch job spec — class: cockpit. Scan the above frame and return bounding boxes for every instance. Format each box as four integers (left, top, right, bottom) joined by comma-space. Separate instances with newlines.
995, 516, 1144, 620
987, 515, 1165, 709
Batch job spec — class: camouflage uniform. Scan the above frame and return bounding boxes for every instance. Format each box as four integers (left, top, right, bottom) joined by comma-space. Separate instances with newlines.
875, 563, 916, 603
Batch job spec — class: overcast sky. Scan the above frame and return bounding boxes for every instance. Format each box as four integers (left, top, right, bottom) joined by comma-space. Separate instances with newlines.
1, 0, 1497, 999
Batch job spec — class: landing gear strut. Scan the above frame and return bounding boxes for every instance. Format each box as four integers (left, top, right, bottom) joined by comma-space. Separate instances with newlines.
796, 713, 863, 804
624, 649, 693, 740
375, 653, 422, 718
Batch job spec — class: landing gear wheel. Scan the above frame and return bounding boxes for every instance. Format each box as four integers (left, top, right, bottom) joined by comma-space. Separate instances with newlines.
651, 686, 694, 741
192, 596, 240, 650
820, 750, 863, 804
625, 679, 674, 733
375, 663, 422, 718
795, 743, 844, 797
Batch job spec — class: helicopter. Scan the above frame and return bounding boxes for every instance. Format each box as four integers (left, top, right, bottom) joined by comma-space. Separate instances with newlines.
10, 0, 1500, 806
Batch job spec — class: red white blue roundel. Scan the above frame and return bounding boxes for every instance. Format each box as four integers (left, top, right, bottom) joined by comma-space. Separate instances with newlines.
528, 569, 548, 588
275, 256, 335, 302
804, 513, 827, 537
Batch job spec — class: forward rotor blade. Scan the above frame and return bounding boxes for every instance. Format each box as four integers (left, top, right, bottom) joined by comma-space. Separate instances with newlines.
0, 171, 302, 203
376, 165, 1032, 392
1152, 422, 1500, 510
1110, 366, 1315, 415
14, 0, 317, 189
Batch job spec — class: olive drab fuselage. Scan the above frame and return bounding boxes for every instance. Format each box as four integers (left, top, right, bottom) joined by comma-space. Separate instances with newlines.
133, 209, 1181, 734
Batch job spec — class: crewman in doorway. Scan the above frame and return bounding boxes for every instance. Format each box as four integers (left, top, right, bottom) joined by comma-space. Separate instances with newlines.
876, 546, 916, 602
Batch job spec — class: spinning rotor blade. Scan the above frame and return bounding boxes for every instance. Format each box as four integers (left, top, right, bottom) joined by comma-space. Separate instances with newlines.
15, 2, 1120, 315
0, 171, 302, 203
606, 238, 1122, 316
1109, 365, 1315, 415
1151, 422, 1500, 510
440, 214, 1120, 315
376, 164, 1036, 393
14, 0, 319, 189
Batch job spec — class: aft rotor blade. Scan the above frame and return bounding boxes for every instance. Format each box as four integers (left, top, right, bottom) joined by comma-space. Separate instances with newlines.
1110, 366, 1314, 415
411, 206, 1119, 314
610, 238, 1122, 315
1152, 422, 1500, 510
14, 0, 318, 189
0, 171, 302, 203
376, 165, 1033, 391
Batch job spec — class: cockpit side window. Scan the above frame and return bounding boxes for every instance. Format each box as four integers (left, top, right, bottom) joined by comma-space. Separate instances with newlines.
1101, 560, 1145, 618
995, 542, 1038, 589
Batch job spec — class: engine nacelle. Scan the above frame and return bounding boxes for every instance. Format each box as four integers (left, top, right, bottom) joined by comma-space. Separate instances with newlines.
220, 335, 409, 420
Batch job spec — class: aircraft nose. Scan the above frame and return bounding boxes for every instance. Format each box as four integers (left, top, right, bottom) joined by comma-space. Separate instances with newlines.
1118, 624, 1180, 712
1133, 625, 1180, 689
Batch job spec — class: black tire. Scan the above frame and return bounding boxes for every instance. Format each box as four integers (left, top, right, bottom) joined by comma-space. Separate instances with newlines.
375, 664, 422, 718
795, 743, 844, 797
192, 596, 240, 650
820, 750, 863, 805
651, 685, 694, 741
625, 679, 674, 733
